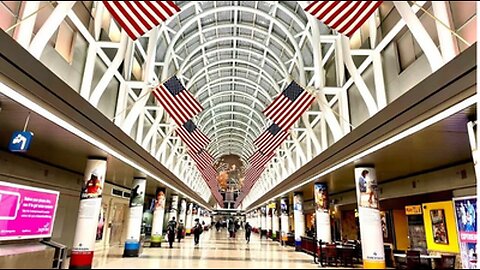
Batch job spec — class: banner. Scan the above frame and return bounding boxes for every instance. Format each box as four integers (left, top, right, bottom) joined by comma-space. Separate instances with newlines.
280, 198, 289, 240
0, 181, 59, 241
150, 187, 166, 247
70, 158, 107, 269
355, 167, 385, 269
179, 199, 187, 224
186, 202, 194, 234
454, 196, 477, 269
314, 183, 331, 243
293, 192, 305, 246
123, 177, 146, 257
168, 194, 179, 221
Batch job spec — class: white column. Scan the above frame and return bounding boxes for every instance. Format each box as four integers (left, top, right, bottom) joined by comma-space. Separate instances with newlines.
355, 167, 385, 269
314, 183, 332, 243
185, 202, 194, 235
150, 187, 166, 247
280, 197, 290, 243
272, 203, 279, 240
167, 194, 179, 222
123, 177, 146, 257
178, 199, 187, 225
293, 192, 305, 248
70, 157, 107, 269
261, 206, 267, 232
257, 209, 261, 231
267, 204, 273, 238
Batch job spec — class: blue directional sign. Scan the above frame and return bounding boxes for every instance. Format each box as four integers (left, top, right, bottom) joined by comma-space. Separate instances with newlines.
9, 131, 34, 152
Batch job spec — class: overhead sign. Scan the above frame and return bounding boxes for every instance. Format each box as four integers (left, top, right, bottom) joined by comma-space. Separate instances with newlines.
405, 205, 423, 215
0, 181, 59, 241
8, 131, 34, 152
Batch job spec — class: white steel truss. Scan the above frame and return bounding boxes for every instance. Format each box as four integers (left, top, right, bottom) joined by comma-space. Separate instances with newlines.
3, 1, 472, 208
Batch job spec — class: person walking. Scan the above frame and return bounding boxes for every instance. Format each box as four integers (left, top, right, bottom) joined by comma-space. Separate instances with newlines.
228, 217, 235, 238
245, 222, 252, 243
177, 219, 185, 243
167, 217, 177, 248
192, 218, 203, 246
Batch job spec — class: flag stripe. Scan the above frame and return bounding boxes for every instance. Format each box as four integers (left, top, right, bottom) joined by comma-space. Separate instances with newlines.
304, 1, 382, 38
275, 91, 314, 130
103, 1, 181, 40
345, 1, 383, 37
103, 2, 138, 39
156, 86, 191, 125
279, 93, 316, 131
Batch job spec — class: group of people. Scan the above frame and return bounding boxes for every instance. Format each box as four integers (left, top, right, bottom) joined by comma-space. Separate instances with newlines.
214, 218, 253, 244
166, 217, 204, 248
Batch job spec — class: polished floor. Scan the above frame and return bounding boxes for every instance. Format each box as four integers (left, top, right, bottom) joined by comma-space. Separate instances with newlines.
92, 229, 322, 269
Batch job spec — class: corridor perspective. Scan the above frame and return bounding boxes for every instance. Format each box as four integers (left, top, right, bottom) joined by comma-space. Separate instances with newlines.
92, 229, 318, 269
0, 1, 478, 269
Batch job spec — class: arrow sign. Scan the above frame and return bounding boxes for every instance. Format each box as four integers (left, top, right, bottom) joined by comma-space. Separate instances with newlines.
9, 131, 34, 153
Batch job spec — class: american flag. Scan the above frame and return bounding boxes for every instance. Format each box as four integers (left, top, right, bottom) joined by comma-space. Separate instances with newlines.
176, 120, 210, 153
248, 151, 275, 170
254, 124, 289, 155
189, 149, 214, 171
152, 75, 203, 126
304, 1, 383, 37
263, 81, 316, 131
103, 1, 181, 40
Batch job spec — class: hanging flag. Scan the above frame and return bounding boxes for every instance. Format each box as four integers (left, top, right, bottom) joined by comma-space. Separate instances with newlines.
152, 75, 203, 126
189, 149, 214, 171
254, 124, 289, 156
176, 120, 210, 153
263, 81, 316, 131
304, 1, 383, 37
102, 1, 181, 40
248, 151, 275, 170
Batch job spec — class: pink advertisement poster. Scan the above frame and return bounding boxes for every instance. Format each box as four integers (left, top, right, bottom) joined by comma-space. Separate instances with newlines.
0, 181, 59, 241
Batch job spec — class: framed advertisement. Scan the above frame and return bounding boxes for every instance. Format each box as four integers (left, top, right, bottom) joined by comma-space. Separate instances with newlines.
0, 181, 59, 241
453, 196, 477, 269
430, 209, 449, 245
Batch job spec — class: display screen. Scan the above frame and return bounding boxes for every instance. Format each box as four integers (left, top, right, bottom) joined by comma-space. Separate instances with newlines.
0, 181, 59, 241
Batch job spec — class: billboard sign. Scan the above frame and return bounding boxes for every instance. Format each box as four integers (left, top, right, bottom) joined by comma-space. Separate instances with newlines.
0, 181, 59, 241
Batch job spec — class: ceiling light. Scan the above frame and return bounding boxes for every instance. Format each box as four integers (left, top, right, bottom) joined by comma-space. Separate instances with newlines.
0, 81, 212, 211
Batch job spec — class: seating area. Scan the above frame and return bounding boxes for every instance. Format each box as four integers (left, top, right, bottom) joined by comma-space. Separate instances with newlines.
393, 250, 456, 270
315, 240, 362, 268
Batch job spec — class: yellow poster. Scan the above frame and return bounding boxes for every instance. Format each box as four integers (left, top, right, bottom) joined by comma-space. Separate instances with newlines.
422, 201, 459, 253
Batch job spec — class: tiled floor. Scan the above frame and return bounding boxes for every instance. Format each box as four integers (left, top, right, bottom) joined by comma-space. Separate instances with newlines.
92, 229, 321, 269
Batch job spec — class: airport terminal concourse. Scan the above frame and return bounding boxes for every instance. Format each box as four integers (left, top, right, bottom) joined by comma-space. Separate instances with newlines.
0, 1, 478, 269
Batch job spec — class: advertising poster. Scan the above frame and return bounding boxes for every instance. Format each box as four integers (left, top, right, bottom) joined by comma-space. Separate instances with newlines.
150, 187, 166, 247
185, 202, 194, 234
356, 168, 379, 209
280, 198, 289, 240
355, 167, 385, 269
293, 192, 305, 245
314, 183, 331, 243
314, 183, 328, 212
0, 181, 59, 241
168, 194, 179, 221
430, 209, 449, 244
71, 158, 107, 269
280, 198, 288, 215
96, 204, 107, 241
179, 199, 187, 224
454, 196, 477, 269
123, 177, 146, 257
